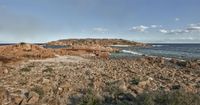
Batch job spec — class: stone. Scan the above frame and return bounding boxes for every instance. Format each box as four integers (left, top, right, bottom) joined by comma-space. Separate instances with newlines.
138, 80, 150, 88
26, 92, 40, 104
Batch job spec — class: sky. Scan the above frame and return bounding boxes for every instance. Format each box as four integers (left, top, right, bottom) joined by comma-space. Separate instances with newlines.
0, 0, 200, 43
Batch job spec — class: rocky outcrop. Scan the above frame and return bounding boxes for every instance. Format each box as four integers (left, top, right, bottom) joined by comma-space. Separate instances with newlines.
0, 43, 56, 59
0, 42, 118, 60
48, 39, 147, 47
53, 45, 119, 59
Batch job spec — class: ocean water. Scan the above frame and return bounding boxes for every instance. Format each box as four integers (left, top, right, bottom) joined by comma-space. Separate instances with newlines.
111, 44, 200, 60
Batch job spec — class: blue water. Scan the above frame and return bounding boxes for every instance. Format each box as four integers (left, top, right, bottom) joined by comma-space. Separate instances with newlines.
111, 44, 200, 60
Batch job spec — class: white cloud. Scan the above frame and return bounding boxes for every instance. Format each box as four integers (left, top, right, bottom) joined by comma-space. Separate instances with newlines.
160, 23, 200, 34
160, 29, 190, 34
186, 26, 200, 31
160, 29, 168, 33
175, 18, 180, 21
151, 25, 157, 28
151, 25, 162, 28
130, 25, 149, 32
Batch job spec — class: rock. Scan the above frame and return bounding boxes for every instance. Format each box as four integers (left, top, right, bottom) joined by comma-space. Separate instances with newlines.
129, 86, 144, 95
0, 87, 10, 104
11, 95, 24, 105
42, 78, 50, 84
117, 80, 128, 91
138, 80, 150, 88
21, 89, 29, 99
3, 68, 9, 74
0, 43, 56, 59
177, 61, 187, 67
26, 91, 40, 104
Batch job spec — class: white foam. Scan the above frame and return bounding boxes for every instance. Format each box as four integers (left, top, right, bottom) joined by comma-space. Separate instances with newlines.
121, 50, 143, 55
152, 45, 164, 47
110, 45, 130, 47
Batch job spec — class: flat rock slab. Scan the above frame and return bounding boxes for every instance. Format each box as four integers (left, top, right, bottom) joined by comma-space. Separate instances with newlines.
29, 56, 88, 63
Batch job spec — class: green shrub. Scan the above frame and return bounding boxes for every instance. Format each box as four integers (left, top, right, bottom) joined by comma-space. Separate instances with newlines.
78, 89, 200, 105
20, 67, 31, 72
137, 90, 200, 105
43, 67, 53, 73
78, 88, 100, 105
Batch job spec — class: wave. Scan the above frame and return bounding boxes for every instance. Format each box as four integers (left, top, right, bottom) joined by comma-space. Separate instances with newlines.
110, 45, 130, 47
120, 50, 186, 61
152, 45, 165, 47
121, 50, 143, 55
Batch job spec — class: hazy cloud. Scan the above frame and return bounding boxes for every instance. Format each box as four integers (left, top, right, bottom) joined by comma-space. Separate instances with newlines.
130, 25, 149, 32
160, 23, 200, 34
93, 27, 108, 33
175, 18, 180, 21
160, 29, 168, 33
151, 25, 162, 28
160, 29, 189, 34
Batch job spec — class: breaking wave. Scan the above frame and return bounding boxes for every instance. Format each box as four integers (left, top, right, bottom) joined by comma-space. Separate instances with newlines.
121, 50, 143, 56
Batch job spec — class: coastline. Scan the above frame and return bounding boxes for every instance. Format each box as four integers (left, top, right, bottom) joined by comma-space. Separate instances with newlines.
0, 39, 200, 104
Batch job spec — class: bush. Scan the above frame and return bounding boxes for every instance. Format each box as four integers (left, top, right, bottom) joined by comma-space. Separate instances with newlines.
79, 89, 99, 105
137, 90, 200, 105
43, 67, 53, 73
20, 67, 31, 72
78, 89, 200, 105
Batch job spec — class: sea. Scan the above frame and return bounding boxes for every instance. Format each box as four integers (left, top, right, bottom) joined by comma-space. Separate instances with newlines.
110, 44, 200, 60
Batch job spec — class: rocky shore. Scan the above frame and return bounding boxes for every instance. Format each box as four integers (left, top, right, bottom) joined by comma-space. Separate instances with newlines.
0, 55, 200, 104
0, 39, 199, 105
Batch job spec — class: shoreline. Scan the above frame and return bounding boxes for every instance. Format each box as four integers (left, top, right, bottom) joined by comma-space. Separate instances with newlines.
0, 39, 200, 104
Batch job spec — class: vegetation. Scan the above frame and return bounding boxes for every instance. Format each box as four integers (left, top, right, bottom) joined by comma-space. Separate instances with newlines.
31, 86, 44, 98
43, 67, 53, 73
78, 89, 200, 105
20, 67, 31, 72
130, 77, 140, 85
78, 89, 100, 105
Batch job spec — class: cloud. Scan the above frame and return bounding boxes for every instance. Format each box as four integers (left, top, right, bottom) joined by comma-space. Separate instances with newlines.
160, 23, 200, 34
129, 25, 149, 32
187, 23, 200, 31
160, 29, 168, 33
175, 18, 180, 21
151, 25, 157, 28
130, 25, 162, 32
186, 26, 200, 32
151, 25, 162, 28
189, 23, 200, 27
93, 27, 108, 33
160, 29, 189, 34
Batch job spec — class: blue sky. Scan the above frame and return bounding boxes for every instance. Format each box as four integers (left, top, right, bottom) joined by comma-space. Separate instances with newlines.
0, 0, 200, 43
